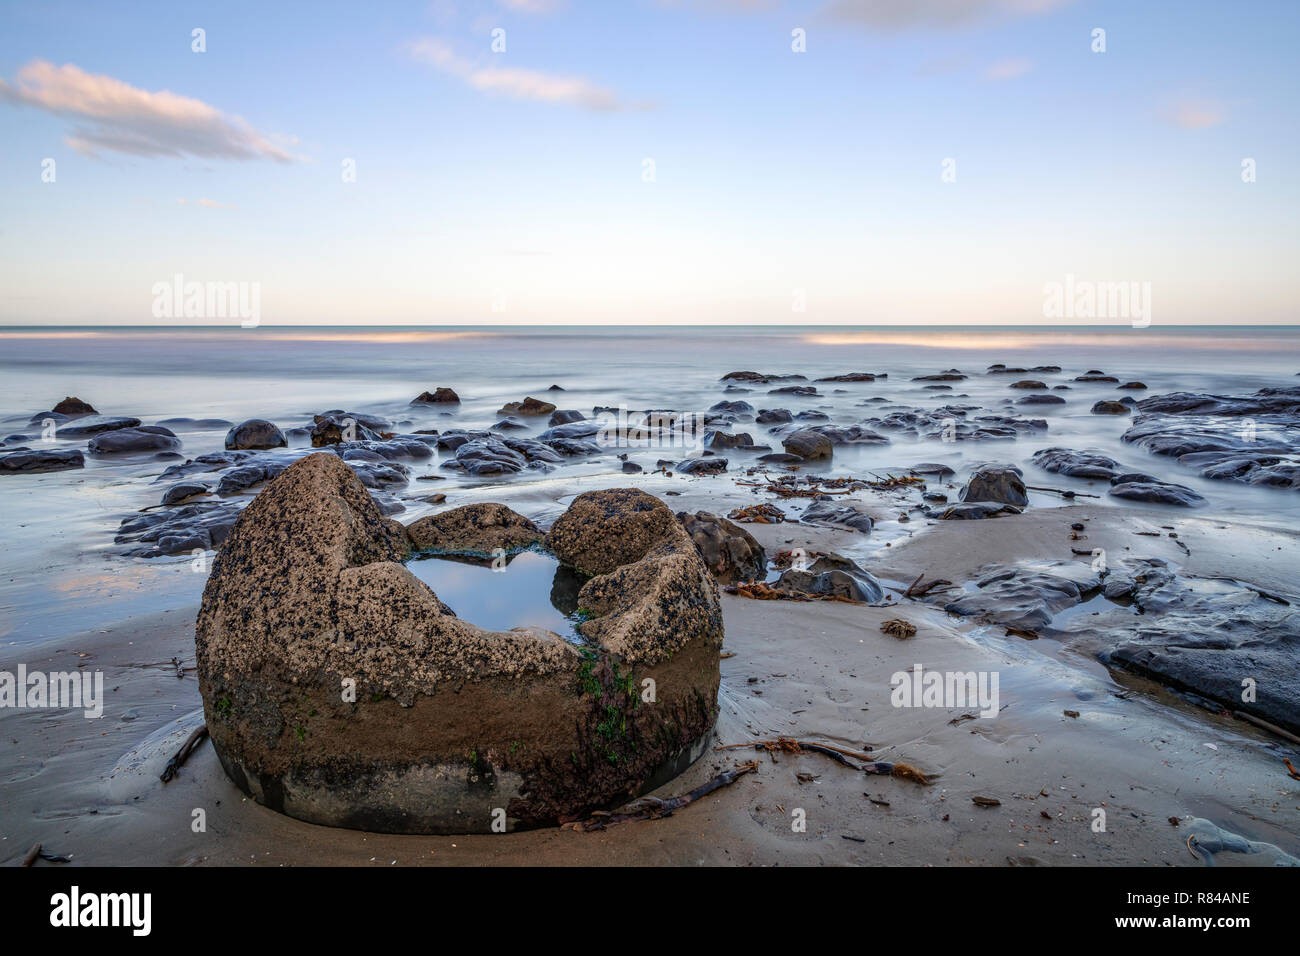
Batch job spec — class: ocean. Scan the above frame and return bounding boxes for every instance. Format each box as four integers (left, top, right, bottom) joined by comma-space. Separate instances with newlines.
1, 324, 1297, 644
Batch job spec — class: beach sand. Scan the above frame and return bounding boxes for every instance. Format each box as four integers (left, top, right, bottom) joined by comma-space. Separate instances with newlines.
3, 475, 1297, 867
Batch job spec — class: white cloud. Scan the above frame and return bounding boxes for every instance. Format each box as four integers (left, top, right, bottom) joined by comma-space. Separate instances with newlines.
984, 57, 1033, 80
0, 60, 299, 161
498, 0, 564, 12
410, 38, 635, 111
827, 0, 1072, 30
177, 198, 231, 208
1169, 99, 1225, 129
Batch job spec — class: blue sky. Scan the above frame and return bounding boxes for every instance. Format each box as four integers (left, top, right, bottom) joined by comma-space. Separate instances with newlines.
0, 0, 1296, 325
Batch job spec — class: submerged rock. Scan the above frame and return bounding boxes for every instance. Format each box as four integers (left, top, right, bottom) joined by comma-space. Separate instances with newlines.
116, 501, 243, 557
1031, 447, 1120, 480
0, 447, 85, 474
548, 409, 585, 426
800, 499, 873, 533
1091, 400, 1131, 415
1067, 563, 1300, 735
411, 387, 460, 405
720, 371, 806, 384
943, 561, 1101, 631
197, 462, 722, 833
87, 426, 181, 455
703, 430, 753, 450
814, 372, 882, 382
53, 415, 142, 437
1121, 388, 1300, 490
51, 396, 97, 417
782, 429, 832, 461
1107, 472, 1205, 506
675, 456, 728, 475
936, 501, 1022, 520
498, 396, 557, 417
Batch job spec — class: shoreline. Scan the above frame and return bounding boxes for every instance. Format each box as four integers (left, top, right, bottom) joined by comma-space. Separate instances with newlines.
3, 488, 1296, 867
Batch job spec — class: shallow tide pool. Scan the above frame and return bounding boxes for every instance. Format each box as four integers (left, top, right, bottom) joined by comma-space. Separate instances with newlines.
405, 549, 588, 641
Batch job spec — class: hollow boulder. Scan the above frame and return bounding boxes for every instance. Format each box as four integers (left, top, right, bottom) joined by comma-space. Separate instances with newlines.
196, 457, 720, 833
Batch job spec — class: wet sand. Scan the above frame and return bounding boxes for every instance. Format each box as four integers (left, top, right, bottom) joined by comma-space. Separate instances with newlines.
3, 475, 1297, 867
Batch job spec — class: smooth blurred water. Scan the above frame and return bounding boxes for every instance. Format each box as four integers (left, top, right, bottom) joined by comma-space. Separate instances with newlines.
1, 324, 1297, 644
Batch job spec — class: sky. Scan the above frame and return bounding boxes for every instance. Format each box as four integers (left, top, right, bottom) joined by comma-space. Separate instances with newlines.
0, 0, 1297, 327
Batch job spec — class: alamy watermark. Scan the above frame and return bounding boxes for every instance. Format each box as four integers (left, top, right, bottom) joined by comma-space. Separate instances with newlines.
1, 665, 104, 718
890, 664, 999, 718
151, 273, 260, 327
1043, 273, 1151, 328
593, 405, 706, 450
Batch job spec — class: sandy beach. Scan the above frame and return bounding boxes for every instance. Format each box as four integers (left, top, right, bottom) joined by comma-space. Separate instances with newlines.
4, 467, 1296, 867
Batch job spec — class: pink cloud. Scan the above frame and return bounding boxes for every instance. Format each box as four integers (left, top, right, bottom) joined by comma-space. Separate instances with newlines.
0, 60, 299, 161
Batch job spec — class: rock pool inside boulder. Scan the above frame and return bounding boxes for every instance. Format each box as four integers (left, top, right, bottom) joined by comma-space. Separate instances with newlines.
195, 456, 723, 834
404, 549, 589, 641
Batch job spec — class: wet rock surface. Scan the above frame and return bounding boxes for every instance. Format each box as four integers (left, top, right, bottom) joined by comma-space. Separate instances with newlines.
1031, 447, 1120, 480
1091, 400, 1131, 415
411, 387, 460, 404
935, 501, 1023, 520
782, 429, 833, 461
775, 552, 884, 603
116, 501, 243, 557
407, 502, 542, 554
0, 447, 85, 474
676, 456, 728, 475
677, 510, 766, 583
1071, 562, 1300, 735
1107, 472, 1205, 507
225, 419, 287, 450
52, 396, 97, 416
1122, 386, 1300, 489
800, 499, 874, 533
88, 425, 182, 456
942, 561, 1102, 631
959, 464, 1028, 507
498, 396, 557, 416
51, 414, 142, 437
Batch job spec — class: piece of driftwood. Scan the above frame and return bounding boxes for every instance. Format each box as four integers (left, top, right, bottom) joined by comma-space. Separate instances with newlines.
1024, 485, 1099, 499
714, 737, 931, 785
562, 760, 759, 831
21, 842, 70, 866
1232, 710, 1300, 746
904, 572, 952, 599
160, 724, 210, 783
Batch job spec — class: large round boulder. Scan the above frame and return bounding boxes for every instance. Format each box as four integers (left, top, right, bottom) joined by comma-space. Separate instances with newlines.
225, 418, 286, 450
196, 457, 721, 833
